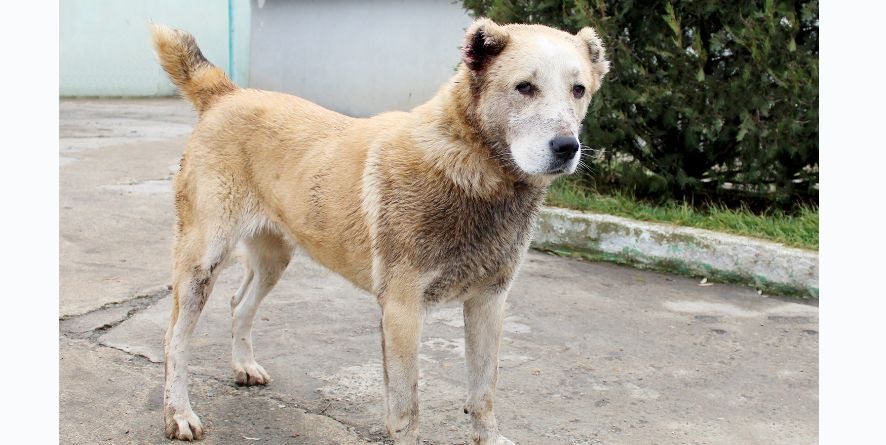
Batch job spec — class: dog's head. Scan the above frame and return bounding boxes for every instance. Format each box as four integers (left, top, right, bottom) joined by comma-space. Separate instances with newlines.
462, 18, 610, 178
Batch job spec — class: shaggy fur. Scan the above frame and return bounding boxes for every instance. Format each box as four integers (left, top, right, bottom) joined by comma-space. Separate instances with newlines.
151, 18, 608, 444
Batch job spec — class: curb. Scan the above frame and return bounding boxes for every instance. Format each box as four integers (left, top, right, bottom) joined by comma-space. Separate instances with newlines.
531, 207, 819, 298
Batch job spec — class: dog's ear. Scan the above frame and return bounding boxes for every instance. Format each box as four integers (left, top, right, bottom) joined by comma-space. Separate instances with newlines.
576, 27, 610, 80
462, 18, 510, 71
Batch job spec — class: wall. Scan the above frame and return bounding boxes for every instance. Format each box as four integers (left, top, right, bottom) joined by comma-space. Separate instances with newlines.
249, 0, 473, 116
60, 0, 250, 96
60, 0, 473, 111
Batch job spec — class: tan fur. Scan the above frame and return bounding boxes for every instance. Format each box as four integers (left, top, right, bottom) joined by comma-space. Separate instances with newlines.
153, 19, 608, 444
150, 24, 236, 114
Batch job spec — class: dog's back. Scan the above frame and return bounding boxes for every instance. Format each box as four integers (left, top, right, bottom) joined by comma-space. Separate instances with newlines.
152, 25, 387, 290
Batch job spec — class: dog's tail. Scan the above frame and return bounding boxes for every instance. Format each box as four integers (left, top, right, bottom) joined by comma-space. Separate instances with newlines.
150, 23, 236, 115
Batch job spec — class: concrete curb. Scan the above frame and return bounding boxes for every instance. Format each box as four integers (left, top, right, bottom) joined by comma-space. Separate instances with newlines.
531, 207, 819, 298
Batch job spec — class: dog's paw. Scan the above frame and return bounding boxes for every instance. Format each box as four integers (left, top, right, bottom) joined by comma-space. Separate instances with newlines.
233, 361, 271, 386
495, 435, 516, 445
472, 434, 515, 445
165, 408, 204, 441
391, 432, 421, 445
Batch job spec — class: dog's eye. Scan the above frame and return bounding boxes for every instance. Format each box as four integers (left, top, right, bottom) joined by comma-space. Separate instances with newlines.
515, 82, 535, 96
572, 84, 586, 99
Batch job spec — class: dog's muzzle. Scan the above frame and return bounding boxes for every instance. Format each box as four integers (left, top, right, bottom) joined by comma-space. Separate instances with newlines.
547, 136, 579, 173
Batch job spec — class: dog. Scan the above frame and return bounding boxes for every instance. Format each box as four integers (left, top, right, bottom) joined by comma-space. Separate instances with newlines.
151, 17, 608, 444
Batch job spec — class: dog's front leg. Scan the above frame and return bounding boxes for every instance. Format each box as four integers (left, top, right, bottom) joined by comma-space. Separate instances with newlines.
463, 291, 515, 445
380, 296, 424, 444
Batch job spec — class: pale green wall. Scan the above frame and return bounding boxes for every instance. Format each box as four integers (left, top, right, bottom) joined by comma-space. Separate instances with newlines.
60, 0, 250, 96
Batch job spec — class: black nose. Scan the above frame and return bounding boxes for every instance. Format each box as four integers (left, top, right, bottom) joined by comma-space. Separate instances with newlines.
549, 136, 579, 162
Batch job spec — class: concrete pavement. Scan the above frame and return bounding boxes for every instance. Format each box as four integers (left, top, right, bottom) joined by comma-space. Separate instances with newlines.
59, 99, 818, 444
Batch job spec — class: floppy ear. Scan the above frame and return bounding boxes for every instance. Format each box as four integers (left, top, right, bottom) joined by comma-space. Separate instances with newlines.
462, 18, 510, 71
576, 27, 610, 79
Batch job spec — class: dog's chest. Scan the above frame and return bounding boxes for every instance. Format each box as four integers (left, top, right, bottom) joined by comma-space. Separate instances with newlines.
376, 179, 545, 302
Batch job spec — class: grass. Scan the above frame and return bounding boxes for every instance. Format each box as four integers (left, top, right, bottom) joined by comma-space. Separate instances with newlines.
546, 177, 819, 250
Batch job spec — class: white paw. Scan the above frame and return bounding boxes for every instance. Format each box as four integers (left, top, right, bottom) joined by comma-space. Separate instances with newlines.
472, 434, 515, 445
233, 360, 271, 386
496, 435, 516, 445
165, 407, 204, 441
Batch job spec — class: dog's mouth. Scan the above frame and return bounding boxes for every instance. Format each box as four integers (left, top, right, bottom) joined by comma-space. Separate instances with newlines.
513, 161, 575, 178
545, 167, 568, 175
543, 158, 579, 176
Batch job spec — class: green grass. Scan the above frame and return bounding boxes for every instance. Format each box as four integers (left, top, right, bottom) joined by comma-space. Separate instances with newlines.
546, 177, 819, 250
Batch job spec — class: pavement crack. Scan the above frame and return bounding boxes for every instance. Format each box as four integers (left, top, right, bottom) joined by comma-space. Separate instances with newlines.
60, 282, 372, 441
60, 284, 170, 322
72, 337, 378, 443
186, 370, 376, 443
60, 285, 171, 340
97, 342, 158, 363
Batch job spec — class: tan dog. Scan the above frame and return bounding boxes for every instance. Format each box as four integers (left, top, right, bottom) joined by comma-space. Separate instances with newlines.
151, 18, 608, 444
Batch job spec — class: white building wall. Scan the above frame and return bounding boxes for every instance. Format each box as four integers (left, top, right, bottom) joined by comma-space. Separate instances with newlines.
249, 0, 473, 116
59, 0, 473, 113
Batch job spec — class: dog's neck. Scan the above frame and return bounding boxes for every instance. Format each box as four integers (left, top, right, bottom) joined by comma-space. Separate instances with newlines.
412, 66, 551, 200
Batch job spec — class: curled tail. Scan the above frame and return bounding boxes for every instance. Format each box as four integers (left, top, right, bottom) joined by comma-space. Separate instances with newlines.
150, 24, 236, 115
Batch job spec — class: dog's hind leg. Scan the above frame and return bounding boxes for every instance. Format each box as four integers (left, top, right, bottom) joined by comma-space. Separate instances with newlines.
230, 266, 254, 315
230, 230, 292, 386
463, 290, 514, 445
164, 227, 232, 441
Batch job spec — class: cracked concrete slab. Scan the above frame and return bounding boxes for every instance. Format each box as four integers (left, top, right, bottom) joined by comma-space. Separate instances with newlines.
59, 99, 193, 317
60, 338, 365, 445
60, 99, 818, 445
88, 250, 817, 445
